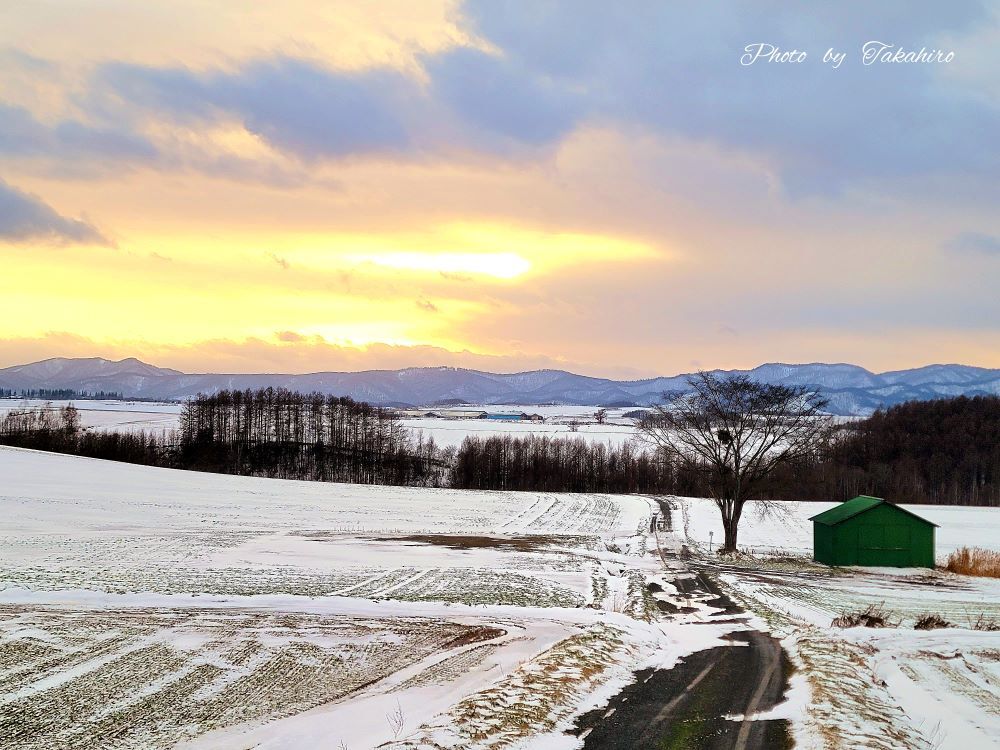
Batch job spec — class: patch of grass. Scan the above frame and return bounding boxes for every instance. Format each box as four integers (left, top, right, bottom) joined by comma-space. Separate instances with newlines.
442, 626, 506, 649
945, 547, 1000, 578
0, 607, 475, 750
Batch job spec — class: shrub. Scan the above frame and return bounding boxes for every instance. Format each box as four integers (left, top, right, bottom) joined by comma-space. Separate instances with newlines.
914, 613, 951, 630
945, 547, 1000, 578
832, 602, 897, 628
969, 612, 1000, 631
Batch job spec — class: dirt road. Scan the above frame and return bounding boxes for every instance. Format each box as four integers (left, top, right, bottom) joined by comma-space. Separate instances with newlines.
573, 626, 791, 749
572, 504, 793, 750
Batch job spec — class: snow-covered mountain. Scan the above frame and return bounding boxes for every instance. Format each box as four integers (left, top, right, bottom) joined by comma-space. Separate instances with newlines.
2, 357, 999, 415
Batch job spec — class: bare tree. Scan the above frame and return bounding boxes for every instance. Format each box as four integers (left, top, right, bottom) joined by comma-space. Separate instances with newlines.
594, 408, 608, 424
638, 372, 832, 553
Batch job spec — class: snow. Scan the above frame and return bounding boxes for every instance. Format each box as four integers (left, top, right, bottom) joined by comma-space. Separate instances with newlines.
0, 398, 642, 445
0, 398, 181, 434
405, 418, 638, 448
5, 446, 998, 749
0, 446, 675, 750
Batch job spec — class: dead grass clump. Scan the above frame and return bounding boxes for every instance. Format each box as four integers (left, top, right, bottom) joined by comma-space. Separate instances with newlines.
969, 612, 1000, 631
913, 613, 951, 630
382, 534, 564, 551
832, 602, 897, 628
443, 626, 506, 649
945, 546, 1000, 578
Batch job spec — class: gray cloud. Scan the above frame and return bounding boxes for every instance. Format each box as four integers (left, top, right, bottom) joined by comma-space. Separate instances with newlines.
0, 178, 111, 245
96, 58, 413, 160
946, 231, 1000, 255
4, 2, 998, 197
0, 103, 157, 165
458, 0, 999, 193
425, 47, 584, 148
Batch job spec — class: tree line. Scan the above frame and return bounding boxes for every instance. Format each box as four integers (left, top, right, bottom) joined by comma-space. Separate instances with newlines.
0, 403, 167, 464
1, 387, 997, 506
450, 433, 690, 493
823, 395, 1000, 506
450, 392, 1000, 507
0, 388, 124, 400
176, 388, 447, 485
0, 389, 449, 486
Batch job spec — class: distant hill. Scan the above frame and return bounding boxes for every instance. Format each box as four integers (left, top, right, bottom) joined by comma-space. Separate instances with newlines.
2, 356, 999, 416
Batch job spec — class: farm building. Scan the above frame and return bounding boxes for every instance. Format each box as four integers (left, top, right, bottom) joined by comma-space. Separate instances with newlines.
810, 495, 936, 568
430, 409, 489, 420
484, 412, 545, 422
395, 409, 436, 419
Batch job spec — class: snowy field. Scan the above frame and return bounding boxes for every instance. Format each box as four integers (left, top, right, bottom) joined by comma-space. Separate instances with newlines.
403, 418, 637, 448
0, 446, 677, 749
0, 399, 182, 435
3, 447, 998, 749
0, 399, 642, 446
404, 404, 640, 448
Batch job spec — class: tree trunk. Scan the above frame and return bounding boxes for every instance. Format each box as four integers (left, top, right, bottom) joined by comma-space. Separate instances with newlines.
718, 499, 739, 553
722, 517, 738, 553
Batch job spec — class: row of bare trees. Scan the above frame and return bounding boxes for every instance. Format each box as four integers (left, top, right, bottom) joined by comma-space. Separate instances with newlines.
0, 390, 450, 486
0, 403, 168, 464
449, 434, 690, 494
177, 389, 448, 484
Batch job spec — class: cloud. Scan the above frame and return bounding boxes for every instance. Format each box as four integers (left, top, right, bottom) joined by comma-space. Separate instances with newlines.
0, 178, 111, 245
415, 299, 439, 312
946, 231, 1000, 255
3, 2, 995, 196
0, 103, 157, 168
96, 58, 414, 160
457, 0, 999, 194
425, 46, 584, 148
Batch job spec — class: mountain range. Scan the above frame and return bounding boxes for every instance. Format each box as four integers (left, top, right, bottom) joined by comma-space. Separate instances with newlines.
2, 357, 1000, 416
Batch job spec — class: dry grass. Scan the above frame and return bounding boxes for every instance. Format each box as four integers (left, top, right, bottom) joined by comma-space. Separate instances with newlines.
832, 602, 897, 629
913, 613, 951, 630
945, 546, 1000, 578
969, 612, 1000, 632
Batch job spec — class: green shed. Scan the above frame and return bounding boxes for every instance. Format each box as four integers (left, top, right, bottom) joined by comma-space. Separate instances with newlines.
810, 495, 937, 568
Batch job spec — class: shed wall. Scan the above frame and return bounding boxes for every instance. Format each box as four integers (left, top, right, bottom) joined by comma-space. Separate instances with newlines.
815, 503, 935, 568
813, 522, 834, 565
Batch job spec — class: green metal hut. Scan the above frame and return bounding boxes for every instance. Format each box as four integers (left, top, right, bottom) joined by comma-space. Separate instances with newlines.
810, 495, 937, 568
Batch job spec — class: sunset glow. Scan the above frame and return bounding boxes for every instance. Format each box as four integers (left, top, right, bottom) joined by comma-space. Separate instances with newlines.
1, 2, 998, 376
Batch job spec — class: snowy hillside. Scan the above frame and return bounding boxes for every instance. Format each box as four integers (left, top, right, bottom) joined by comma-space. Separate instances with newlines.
3, 448, 999, 749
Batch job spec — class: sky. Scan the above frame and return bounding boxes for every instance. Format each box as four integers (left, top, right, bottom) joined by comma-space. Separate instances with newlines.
1, 1, 998, 378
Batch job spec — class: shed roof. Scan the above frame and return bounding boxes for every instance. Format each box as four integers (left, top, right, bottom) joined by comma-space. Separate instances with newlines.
809, 495, 938, 527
